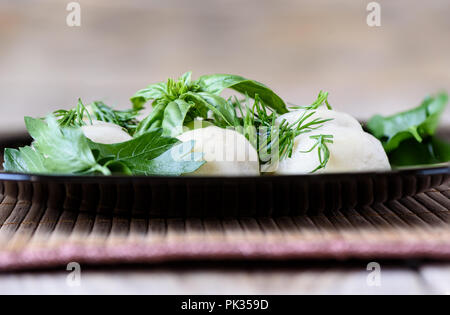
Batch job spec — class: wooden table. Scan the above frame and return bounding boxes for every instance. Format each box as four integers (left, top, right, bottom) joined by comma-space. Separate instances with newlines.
1, 262, 449, 295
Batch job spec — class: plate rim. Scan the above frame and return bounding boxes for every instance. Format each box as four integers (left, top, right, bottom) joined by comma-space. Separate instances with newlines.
0, 164, 448, 184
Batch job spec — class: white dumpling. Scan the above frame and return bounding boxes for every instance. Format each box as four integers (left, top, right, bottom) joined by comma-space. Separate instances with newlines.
277, 108, 363, 131
177, 126, 259, 176
274, 109, 390, 174
81, 121, 132, 144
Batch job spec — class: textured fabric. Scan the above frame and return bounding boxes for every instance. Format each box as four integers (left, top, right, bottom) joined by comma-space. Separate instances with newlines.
0, 182, 448, 271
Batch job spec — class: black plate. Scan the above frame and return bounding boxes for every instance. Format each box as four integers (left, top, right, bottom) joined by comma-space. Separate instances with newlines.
1, 134, 449, 217
0, 165, 448, 217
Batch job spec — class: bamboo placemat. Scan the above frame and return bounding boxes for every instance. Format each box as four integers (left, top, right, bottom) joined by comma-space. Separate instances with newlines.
0, 179, 449, 271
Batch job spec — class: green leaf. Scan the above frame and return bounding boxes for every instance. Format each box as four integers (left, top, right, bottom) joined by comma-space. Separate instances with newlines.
134, 103, 167, 137
184, 120, 215, 130
161, 99, 193, 137
3, 148, 29, 173
388, 136, 450, 167
184, 92, 237, 128
130, 72, 198, 111
179, 71, 192, 86
53, 99, 141, 136
197, 74, 288, 114
366, 93, 448, 152
129, 141, 205, 176
25, 116, 108, 174
89, 101, 141, 135
131, 82, 168, 110
103, 160, 133, 175
90, 130, 204, 176
196, 92, 238, 127
132, 72, 203, 137
89, 129, 179, 164
133, 73, 287, 137
53, 98, 91, 128
17, 146, 47, 173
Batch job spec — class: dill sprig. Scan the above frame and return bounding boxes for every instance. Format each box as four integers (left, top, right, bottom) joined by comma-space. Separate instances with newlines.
53, 98, 92, 127
53, 100, 141, 135
300, 134, 334, 173
277, 111, 333, 160
233, 94, 334, 171
89, 101, 141, 135
290, 90, 332, 110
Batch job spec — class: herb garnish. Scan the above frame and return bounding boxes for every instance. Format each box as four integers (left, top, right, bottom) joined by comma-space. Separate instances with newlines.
54, 99, 141, 135
367, 92, 448, 152
132, 72, 288, 138
89, 101, 141, 135
6, 116, 111, 175
3, 116, 204, 176
54, 98, 92, 128
3, 73, 343, 176
300, 134, 334, 173
290, 90, 332, 110
366, 92, 449, 167
232, 92, 334, 171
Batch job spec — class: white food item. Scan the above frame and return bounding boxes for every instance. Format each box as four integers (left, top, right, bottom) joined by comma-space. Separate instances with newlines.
81, 121, 132, 144
277, 108, 363, 131
177, 126, 260, 176
274, 109, 391, 174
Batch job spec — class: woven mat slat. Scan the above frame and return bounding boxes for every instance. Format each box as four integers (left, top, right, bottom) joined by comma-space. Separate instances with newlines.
0, 183, 449, 271
415, 193, 450, 222
441, 190, 450, 199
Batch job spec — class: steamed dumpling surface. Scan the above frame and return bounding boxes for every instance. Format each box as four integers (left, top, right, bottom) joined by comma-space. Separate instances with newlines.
277, 108, 363, 131
275, 109, 390, 174
81, 121, 132, 144
177, 126, 259, 176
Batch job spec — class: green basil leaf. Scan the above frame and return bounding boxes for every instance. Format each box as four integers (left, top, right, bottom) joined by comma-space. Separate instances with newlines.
130, 72, 197, 111
130, 82, 167, 110
197, 74, 288, 114
388, 136, 450, 167
183, 92, 237, 128
89, 129, 179, 163
103, 160, 133, 175
179, 71, 192, 86
184, 120, 215, 130
161, 99, 193, 137
134, 103, 166, 137
196, 92, 238, 127
366, 93, 448, 152
128, 141, 205, 176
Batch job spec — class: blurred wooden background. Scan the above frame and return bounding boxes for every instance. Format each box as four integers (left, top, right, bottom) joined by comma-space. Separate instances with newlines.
0, 0, 449, 136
